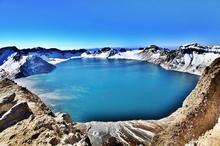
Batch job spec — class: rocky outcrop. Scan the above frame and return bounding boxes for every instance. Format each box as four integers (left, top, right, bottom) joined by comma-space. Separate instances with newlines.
0, 93, 15, 103
0, 92, 32, 133
0, 93, 16, 117
0, 102, 32, 132
55, 112, 73, 124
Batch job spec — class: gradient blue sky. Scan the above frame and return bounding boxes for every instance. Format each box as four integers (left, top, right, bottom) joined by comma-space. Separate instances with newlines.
0, 0, 220, 49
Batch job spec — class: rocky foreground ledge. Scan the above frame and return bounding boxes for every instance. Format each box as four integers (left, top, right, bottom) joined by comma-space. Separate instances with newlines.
0, 79, 90, 145
0, 57, 220, 146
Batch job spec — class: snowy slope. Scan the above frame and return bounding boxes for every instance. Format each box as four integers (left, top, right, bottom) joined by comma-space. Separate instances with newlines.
0, 53, 55, 79
82, 49, 143, 60
20, 47, 86, 64
0, 46, 18, 65
159, 44, 220, 75
82, 44, 220, 75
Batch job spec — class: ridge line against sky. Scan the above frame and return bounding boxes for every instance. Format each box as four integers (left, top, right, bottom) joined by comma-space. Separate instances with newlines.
0, 0, 220, 50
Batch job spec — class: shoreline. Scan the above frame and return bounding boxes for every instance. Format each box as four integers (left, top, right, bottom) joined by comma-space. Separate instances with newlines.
0, 58, 219, 145
14, 58, 199, 123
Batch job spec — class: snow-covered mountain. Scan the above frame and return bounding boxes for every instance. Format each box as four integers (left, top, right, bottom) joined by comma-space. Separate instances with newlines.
82, 43, 220, 75
0, 47, 86, 79
0, 43, 219, 79
160, 44, 220, 75
0, 53, 56, 79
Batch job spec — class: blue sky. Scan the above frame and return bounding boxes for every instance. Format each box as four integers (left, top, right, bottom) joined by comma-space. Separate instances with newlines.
0, 0, 220, 49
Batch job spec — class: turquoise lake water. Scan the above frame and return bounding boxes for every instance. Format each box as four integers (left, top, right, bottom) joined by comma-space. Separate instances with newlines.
17, 58, 199, 122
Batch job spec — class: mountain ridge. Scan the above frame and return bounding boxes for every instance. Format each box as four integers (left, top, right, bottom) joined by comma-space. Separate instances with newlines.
0, 43, 220, 79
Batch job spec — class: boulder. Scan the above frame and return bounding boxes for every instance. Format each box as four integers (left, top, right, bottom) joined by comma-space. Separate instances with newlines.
0, 102, 32, 132
63, 133, 81, 144
0, 93, 15, 104
0, 93, 16, 116
55, 112, 72, 124
49, 137, 60, 145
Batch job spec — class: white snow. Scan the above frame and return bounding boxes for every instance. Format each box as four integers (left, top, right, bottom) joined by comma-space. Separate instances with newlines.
209, 45, 220, 52
191, 52, 219, 67
109, 50, 143, 60
160, 51, 220, 75
48, 58, 69, 65
183, 53, 192, 69
81, 50, 111, 59
45, 56, 82, 65
0, 53, 28, 78
82, 50, 143, 60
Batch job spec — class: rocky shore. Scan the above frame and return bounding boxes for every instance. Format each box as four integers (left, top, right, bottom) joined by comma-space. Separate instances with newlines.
0, 56, 220, 145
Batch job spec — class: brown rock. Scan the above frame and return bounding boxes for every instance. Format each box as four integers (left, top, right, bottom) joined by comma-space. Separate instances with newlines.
0, 93, 15, 104
0, 102, 32, 132
0, 93, 16, 116
55, 112, 73, 124
49, 137, 60, 145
